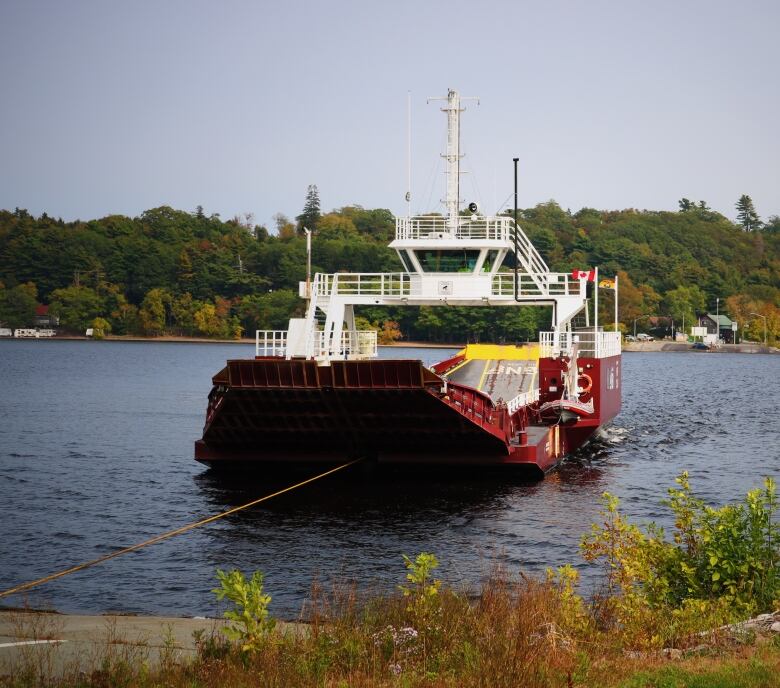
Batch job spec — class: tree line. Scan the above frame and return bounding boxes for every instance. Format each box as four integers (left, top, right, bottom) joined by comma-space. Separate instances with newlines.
0, 192, 778, 344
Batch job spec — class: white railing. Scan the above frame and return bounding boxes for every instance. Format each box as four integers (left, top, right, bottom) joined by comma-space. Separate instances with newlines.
256, 330, 288, 357
314, 273, 412, 297
492, 272, 583, 297
337, 330, 377, 358
395, 215, 513, 241
539, 330, 622, 359
256, 329, 378, 360
508, 226, 550, 278
507, 387, 540, 414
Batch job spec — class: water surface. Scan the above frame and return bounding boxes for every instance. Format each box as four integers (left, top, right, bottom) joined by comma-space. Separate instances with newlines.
0, 341, 777, 617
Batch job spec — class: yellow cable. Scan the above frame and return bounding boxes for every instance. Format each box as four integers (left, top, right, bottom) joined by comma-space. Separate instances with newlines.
0, 459, 362, 600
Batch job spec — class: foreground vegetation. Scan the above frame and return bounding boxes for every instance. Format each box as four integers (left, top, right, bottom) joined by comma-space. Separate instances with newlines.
1, 198, 778, 343
3, 475, 778, 687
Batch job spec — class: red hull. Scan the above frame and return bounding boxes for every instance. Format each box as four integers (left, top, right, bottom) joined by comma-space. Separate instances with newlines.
195, 354, 621, 479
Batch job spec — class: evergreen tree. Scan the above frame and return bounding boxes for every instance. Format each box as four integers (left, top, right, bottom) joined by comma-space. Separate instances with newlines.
735, 194, 761, 231
296, 184, 321, 233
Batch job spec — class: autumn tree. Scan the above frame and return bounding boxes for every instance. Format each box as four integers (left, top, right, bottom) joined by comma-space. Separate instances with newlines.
90, 317, 111, 339
139, 288, 170, 336
194, 302, 222, 337
725, 294, 779, 345
316, 213, 358, 240
273, 213, 296, 240
171, 292, 196, 335
378, 320, 402, 344
613, 270, 661, 330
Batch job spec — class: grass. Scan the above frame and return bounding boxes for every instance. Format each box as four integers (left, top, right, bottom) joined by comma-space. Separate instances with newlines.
616, 652, 780, 688
2, 475, 777, 686
1, 572, 778, 687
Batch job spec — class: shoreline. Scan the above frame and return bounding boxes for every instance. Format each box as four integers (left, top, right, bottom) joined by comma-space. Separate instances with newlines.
0, 334, 461, 348
2, 335, 776, 353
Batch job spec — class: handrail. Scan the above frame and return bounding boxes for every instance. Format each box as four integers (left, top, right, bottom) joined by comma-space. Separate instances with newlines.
305, 270, 582, 300
314, 272, 411, 297
492, 272, 582, 297
256, 330, 288, 357
507, 387, 540, 414
395, 215, 513, 241
539, 330, 622, 358
256, 329, 378, 360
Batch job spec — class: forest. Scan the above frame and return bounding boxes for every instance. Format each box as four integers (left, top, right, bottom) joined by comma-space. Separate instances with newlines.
0, 195, 778, 344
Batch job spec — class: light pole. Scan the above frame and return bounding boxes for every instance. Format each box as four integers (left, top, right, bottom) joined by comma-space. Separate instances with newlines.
749, 312, 768, 345
715, 297, 720, 344
304, 227, 312, 296
633, 314, 650, 338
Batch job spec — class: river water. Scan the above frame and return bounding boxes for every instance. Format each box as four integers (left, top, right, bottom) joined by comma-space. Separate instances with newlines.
0, 340, 777, 618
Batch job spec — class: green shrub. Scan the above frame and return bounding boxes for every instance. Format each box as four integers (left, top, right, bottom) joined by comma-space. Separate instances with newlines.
581, 474, 779, 647
212, 568, 275, 653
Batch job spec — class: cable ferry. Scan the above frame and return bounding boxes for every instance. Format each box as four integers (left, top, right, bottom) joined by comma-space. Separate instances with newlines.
195, 89, 621, 479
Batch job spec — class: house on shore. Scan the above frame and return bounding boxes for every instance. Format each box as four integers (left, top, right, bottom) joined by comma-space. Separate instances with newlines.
34, 305, 59, 329
698, 313, 736, 343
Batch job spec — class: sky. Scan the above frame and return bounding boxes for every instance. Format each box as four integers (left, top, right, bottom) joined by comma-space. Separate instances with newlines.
1, 0, 778, 229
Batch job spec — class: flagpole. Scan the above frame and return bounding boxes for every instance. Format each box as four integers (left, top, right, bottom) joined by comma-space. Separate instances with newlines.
594, 266, 599, 356
614, 273, 619, 332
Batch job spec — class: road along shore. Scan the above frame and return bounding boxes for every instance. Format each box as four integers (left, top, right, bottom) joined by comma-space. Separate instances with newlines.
0, 609, 303, 677
623, 341, 778, 354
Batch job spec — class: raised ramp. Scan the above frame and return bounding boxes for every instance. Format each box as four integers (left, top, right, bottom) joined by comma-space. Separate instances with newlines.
445, 358, 537, 405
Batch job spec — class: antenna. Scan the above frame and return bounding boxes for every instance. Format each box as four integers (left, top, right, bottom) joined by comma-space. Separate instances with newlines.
406, 90, 411, 218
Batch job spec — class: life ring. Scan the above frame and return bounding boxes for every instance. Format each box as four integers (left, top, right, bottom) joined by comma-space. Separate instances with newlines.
577, 373, 593, 396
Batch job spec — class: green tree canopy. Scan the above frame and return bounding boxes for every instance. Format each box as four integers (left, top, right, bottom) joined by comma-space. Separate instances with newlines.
295, 184, 321, 234
49, 286, 105, 332
0, 281, 38, 328
736, 194, 761, 231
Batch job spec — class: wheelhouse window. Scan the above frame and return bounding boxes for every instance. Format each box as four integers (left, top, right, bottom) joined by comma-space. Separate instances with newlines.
481, 249, 500, 273
397, 250, 415, 273
414, 250, 480, 273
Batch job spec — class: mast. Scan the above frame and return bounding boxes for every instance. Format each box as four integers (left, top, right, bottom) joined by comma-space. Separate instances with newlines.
428, 89, 478, 232
443, 89, 461, 230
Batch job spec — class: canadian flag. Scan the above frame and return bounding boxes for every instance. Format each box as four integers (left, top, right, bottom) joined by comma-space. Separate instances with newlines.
571, 269, 596, 281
